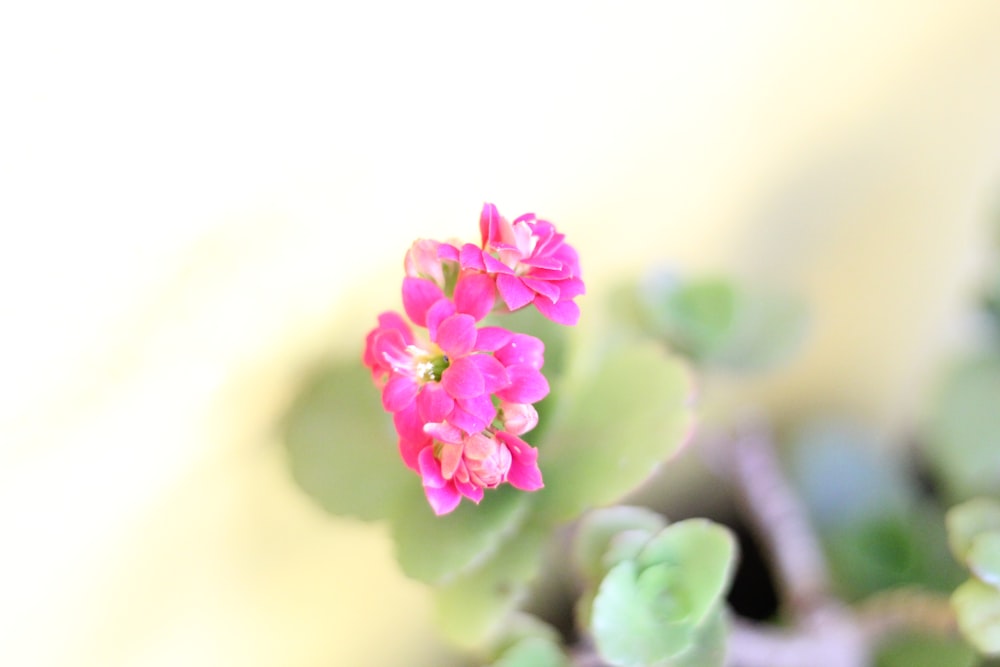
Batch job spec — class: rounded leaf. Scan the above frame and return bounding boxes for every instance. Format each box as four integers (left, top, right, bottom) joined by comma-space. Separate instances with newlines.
968, 532, 1000, 589
536, 341, 694, 521
573, 506, 667, 584
591, 560, 696, 666
952, 578, 1000, 655
390, 483, 530, 584
281, 362, 409, 521
947, 498, 1000, 567
637, 519, 738, 626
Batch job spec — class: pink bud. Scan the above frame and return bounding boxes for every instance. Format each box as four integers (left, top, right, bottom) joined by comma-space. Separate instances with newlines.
500, 401, 538, 435
462, 433, 512, 488
404, 239, 445, 286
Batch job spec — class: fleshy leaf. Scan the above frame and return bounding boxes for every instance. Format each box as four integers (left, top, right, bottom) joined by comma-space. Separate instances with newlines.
947, 498, 1000, 567
968, 532, 1000, 589
536, 341, 694, 521
492, 637, 570, 667
669, 607, 729, 667
923, 353, 1000, 502
281, 361, 409, 521
636, 273, 808, 373
790, 422, 962, 598
591, 560, 697, 666
875, 633, 977, 667
572, 506, 667, 584
390, 482, 530, 584
433, 524, 547, 650
952, 578, 1000, 656
637, 519, 738, 626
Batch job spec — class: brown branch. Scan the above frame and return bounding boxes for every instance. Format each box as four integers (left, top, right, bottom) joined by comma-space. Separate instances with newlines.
717, 420, 831, 616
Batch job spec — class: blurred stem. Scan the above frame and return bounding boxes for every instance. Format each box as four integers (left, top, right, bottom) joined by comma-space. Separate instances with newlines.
723, 419, 831, 616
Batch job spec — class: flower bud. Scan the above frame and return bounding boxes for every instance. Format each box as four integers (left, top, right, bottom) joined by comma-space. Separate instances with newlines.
462, 433, 512, 488
500, 401, 539, 435
404, 239, 445, 286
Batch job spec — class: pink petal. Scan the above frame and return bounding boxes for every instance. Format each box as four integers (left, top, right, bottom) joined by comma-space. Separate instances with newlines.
483, 253, 515, 274
454, 393, 497, 432
423, 420, 462, 443
425, 298, 457, 341
393, 402, 429, 445
441, 355, 485, 399
397, 435, 427, 471
418, 446, 446, 485
496, 432, 543, 491
438, 441, 464, 479
534, 295, 580, 326
475, 326, 513, 352
435, 313, 477, 357
382, 376, 418, 412
496, 273, 535, 310
521, 276, 560, 303
417, 383, 455, 423
495, 365, 549, 404
459, 243, 487, 271
457, 480, 484, 503
495, 334, 545, 370
377, 311, 414, 342
479, 203, 500, 248
454, 272, 496, 321
402, 277, 444, 327
437, 242, 460, 262
469, 354, 510, 393
373, 328, 413, 373
556, 277, 586, 299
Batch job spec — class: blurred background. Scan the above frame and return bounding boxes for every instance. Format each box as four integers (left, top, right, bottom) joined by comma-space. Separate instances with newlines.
3, 2, 1000, 665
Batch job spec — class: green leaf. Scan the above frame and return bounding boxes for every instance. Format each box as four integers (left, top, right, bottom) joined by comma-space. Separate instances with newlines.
952, 578, 1000, 655
947, 498, 1000, 567
591, 560, 697, 666
637, 273, 808, 373
572, 506, 667, 584
390, 483, 531, 584
281, 361, 409, 521
968, 532, 1000, 589
589, 520, 737, 667
636, 519, 738, 626
535, 341, 694, 521
790, 422, 963, 598
875, 633, 977, 667
433, 525, 547, 650
924, 353, 1000, 502
492, 636, 570, 667
669, 608, 728, 667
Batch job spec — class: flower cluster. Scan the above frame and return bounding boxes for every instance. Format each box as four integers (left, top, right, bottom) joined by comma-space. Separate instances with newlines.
363, 203, 583, 515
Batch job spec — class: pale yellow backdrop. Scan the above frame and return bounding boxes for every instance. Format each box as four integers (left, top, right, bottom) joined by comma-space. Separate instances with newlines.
3, 2, 1000, 666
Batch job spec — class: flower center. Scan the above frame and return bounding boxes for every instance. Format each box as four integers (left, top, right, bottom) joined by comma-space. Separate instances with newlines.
416, 353, 450, 383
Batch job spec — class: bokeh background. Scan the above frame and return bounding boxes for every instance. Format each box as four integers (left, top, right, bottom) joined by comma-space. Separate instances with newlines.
3, 2, 1000, 665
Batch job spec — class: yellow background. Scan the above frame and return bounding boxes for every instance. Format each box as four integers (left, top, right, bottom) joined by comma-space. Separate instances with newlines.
3, 2, 1000, 665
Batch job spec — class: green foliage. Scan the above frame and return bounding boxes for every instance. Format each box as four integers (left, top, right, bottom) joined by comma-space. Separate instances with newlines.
947, 498, 1000, 568
572, 506, 667, 584
924, 353, 1000, 502
433, 526, 548, 649
582, 518, 737, 667
491, 637, 570, 667
487, 615, 570, 667
535, 341, 694, 521
390, 483, 531, 585
875, 633, 978, 667
947, 498, 1000, 656
789, 422, 962, 599
952, 579, 1000, 656
281, 361, 410, 521
635, 273, 808, 373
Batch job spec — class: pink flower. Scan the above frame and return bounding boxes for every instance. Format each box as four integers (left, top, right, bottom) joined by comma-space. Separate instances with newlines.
443, 203, 584, 325
418, 423, 544, 515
